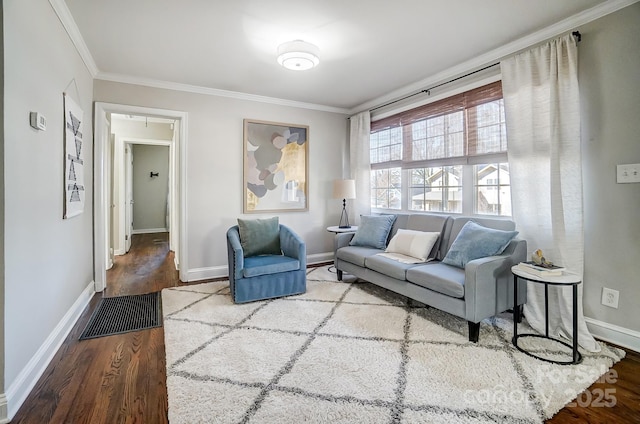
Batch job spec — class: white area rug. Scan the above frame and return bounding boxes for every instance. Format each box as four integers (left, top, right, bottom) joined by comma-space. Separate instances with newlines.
162, 266, 624, 424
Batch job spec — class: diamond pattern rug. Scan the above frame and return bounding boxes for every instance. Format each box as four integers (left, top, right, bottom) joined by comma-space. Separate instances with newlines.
162, 266, 624, 424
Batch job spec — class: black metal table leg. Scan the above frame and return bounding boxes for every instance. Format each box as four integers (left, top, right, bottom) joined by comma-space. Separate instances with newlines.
544, 282, 549, 337
573, 284, 579, 364
513, 273, 519, 343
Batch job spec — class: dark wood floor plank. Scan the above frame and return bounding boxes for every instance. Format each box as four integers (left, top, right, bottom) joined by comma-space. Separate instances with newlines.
10, 232, 640, 423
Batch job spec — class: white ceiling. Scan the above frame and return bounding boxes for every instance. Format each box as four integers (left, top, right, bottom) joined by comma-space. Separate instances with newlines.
63, 0, 614, 112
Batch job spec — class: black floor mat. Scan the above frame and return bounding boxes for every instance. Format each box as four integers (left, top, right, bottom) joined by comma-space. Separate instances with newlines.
80, 292, 162, 340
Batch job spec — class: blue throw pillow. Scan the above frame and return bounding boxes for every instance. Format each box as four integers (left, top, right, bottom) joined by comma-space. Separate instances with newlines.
442, 221, 518, 268
237, 217, 281, 257
349, 215, 397, 249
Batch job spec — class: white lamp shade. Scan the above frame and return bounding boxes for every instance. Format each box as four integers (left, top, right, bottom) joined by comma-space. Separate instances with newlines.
333, 179, 356, 199
277, 40, 320, 71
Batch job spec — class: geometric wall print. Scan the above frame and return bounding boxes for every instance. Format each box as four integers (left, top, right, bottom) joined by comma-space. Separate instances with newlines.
243, 119, 309, 213
64, 93, 85, 218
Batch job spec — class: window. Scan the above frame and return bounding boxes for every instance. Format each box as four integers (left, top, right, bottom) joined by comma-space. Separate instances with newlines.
409, 166, 462, 212
371, 167, 401, 209
370, 81, 510, 216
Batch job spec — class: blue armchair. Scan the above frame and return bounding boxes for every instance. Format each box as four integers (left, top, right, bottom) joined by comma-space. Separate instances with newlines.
226, 224, 307, 303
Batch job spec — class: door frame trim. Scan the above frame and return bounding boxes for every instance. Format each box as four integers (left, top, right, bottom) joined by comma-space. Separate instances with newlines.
94, 102, 188, 291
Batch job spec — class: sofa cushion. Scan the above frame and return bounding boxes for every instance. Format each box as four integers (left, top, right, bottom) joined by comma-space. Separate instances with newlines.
243, 255, 300, 278
365, 254, 421, 280
442, 221, 518, 268
337, 245, 382, 267
406, 263, 465, 298
237, 217, 281, 257
349, 214, 396, 249
385, 229, 440, 262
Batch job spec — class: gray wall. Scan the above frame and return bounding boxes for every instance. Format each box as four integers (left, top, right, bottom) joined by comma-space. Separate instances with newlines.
94, 81, 349, 275
579, 3, 640, 332
3, 0, 94, 412
132, 144, 170, 231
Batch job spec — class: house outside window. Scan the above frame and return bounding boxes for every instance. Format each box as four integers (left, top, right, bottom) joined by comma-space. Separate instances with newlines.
369, 81, 511, 216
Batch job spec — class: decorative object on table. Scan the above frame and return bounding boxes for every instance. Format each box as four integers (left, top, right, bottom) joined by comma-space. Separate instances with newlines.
515, 260, 565, 277
332, 179, 356, 228
243, 119, 308, 213
63, 93, 85, 219
531, 248, 545, 264
162, 265, 624, 424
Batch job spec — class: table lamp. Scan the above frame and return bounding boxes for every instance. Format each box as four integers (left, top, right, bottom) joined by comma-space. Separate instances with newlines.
333, 179, 356, 228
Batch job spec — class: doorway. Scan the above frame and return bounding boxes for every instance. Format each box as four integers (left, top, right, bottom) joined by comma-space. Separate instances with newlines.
94, 103, 188, 292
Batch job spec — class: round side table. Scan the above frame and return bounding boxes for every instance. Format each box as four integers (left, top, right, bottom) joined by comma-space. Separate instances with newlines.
511, 266, 583, 365
326, 225, 358, 233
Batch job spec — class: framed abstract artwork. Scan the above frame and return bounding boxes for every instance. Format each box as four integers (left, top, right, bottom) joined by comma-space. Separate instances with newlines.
243, 119, 309, 213
63, 93, 85, 218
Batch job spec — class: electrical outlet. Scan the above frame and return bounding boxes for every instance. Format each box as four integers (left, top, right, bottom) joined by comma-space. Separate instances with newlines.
601, 287, 619, 309
617, 163, 640, 183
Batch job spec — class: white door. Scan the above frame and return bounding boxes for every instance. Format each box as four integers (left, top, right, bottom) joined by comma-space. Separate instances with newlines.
125, 145, 134, 253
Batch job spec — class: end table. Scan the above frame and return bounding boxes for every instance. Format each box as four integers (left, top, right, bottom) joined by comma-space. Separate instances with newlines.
326, 225, 358, 234
511, 266, 583, 365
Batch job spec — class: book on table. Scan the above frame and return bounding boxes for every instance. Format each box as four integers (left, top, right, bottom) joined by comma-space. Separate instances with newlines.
515, 261, 565, 277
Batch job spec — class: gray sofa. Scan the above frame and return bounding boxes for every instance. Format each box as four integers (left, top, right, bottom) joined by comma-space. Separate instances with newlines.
334, 213, 527, 342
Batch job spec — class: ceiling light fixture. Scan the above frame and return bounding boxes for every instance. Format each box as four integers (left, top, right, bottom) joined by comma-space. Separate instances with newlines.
277, 40, 320, 71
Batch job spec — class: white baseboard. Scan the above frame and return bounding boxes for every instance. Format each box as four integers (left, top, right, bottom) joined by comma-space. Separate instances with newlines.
185, 252, 334, 283
114, 248, 125, 256
585, 316, 640, 353
132, 228, 168, 234
307, 252, 334, 265
4, 281, 95, 421
187, 265, 228, 282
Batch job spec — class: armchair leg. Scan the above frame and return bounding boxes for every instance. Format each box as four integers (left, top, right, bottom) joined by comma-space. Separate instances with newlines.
336, 269, 343, 281
468, 321, 480, 343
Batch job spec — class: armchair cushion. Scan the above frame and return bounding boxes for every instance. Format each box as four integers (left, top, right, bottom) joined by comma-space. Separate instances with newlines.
442, 221, 518, 268
237, 217, 281, 257
243, 255, 300, 278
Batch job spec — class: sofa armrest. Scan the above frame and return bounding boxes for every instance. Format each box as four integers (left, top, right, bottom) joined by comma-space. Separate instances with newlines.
334, 232, 354, 250
463, 238, 527, 322
280, 225, 307, 269
333, 232, 355, 264
226, 226, 244, 280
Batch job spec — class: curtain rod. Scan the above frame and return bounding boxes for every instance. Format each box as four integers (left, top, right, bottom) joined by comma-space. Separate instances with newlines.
368, 30, 582, 114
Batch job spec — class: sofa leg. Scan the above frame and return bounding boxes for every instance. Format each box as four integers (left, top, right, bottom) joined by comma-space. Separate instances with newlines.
468, 321, 480, 343
336, 269, 343, 281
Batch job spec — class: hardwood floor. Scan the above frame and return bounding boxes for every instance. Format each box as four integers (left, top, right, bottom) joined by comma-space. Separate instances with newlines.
11, 233, 640, 423
12, 233, 185, 424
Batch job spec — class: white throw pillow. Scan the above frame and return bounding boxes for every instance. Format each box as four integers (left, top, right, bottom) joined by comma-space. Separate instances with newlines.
385, 229, 440, 262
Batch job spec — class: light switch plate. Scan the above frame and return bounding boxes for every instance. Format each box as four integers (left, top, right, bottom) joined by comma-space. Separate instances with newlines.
617, 164, 640, 183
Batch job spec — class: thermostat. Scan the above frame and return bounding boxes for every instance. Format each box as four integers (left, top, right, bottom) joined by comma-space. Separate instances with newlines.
30, 112, 47, 131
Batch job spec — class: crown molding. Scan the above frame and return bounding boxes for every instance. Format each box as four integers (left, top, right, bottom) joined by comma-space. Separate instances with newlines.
49, 0, 99, 77
96, 72, 350, 114
349, 0, 640, 115
50, 0, 636, 115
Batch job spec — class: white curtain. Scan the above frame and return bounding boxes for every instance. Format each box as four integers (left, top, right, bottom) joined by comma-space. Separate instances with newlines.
349, 111, 371, 223
501, 34, 599, 352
